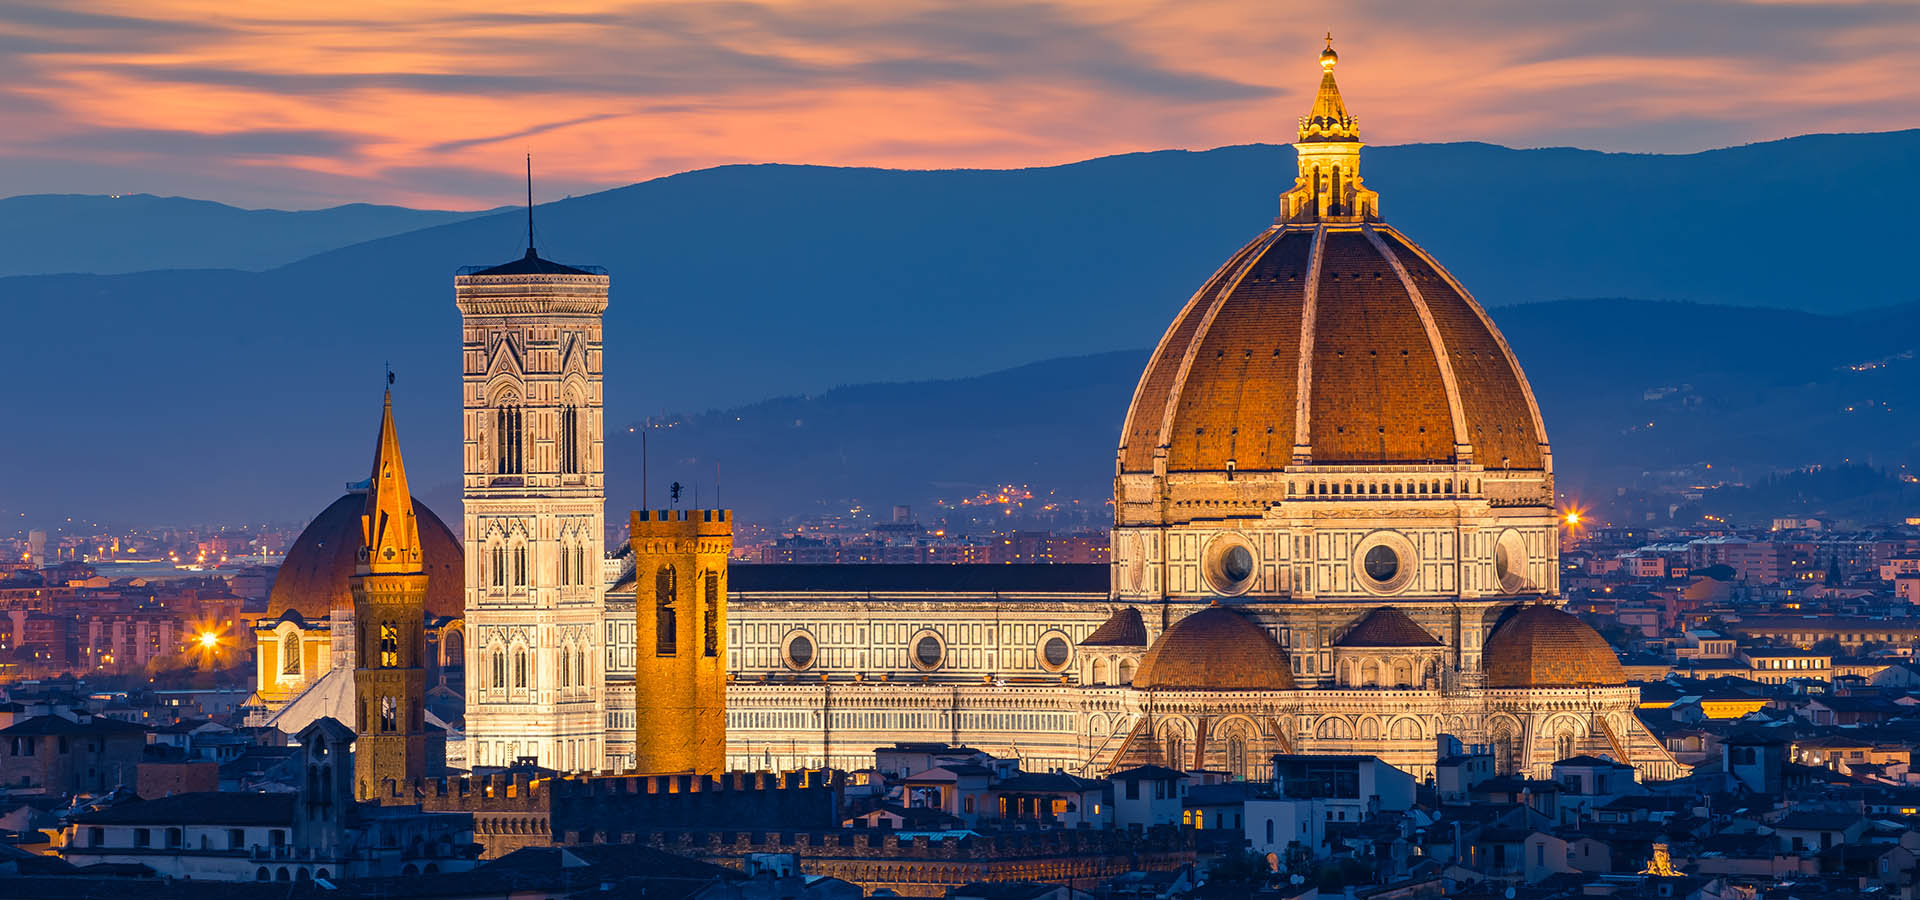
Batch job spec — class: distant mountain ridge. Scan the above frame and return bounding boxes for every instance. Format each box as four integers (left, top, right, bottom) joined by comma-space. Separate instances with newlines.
575, 298, 1920, 525
4, 130, 1919, 525
0, 193, 501, 276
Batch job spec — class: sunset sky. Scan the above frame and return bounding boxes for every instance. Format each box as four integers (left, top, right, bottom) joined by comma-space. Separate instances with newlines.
2, 0, 1915, 210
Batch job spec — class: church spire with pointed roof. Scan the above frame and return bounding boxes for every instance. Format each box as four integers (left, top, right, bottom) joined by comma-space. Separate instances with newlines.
1280, 35, 1379, 223
358, 387, 423, 575
349, 384, 432, 800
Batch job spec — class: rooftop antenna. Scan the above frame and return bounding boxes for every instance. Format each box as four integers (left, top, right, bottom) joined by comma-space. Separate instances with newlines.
525, 153, 536, 258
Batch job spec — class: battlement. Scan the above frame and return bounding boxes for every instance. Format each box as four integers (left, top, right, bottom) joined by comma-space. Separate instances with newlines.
566, 825, 1195, 861
631, 509, 733, 537
415, 768, 841, 819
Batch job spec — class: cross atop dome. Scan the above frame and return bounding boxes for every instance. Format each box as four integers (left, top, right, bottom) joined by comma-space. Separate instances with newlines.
1280, 36, 1379, 223
1300, 34, 1359, 143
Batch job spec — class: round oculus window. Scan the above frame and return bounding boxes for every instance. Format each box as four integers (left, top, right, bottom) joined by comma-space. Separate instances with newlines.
1042, 636, 1071, 669
1222, 546, 1254, 583
1363, 545, 1400, 583
784, 634, 814, 670
1493, 531, 1529, 593
1203, 536, 1258, 596
914, 635, 944, 669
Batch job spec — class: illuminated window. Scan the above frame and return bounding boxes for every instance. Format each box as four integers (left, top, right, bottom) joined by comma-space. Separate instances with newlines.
379, 624, 399, 668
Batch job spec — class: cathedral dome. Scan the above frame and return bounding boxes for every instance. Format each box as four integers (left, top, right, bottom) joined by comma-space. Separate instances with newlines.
1118, 226, 1546, 474
267, 491, 464, 619
1482, 604, 1624, 688
1116, 44, 1546, 478
1134, 605, 1293, 690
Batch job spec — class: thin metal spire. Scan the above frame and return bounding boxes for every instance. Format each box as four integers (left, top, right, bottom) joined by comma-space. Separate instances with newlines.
525, 153, 536, 258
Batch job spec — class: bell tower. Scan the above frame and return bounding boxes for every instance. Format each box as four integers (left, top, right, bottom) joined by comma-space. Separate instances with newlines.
351, 387, 430, 800
629, 509, 732, 774
456, 204, 610, 773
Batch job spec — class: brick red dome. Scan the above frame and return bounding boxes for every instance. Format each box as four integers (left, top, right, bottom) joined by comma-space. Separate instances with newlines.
1118, 224, 1547, 474
1483, 604, 1624, 688
267, 492, 464, 619
1134, 605, 1294, 690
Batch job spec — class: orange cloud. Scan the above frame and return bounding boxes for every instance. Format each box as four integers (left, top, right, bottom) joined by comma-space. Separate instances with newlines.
0, 0, 1914, 208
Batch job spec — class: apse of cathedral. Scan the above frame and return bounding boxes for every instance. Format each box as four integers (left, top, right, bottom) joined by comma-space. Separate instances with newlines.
249, 42, 1684, 785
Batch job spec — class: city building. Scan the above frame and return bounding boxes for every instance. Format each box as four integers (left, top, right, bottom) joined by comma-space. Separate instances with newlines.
711, 43, 1683, 783
456, 227, 611, 772
241, 42, 1684, 786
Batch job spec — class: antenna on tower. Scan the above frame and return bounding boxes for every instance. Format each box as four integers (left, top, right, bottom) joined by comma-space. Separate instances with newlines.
525, 153, 536, 258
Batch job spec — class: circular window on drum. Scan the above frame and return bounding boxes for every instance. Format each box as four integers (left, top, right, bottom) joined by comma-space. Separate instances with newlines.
910, 631, 946, 671
1202, 534, 1258, 596
781, 631, 816, 671
1353, 531, 1417, 594
1038, 631, 1072, 673
1493, 530, 1531, 594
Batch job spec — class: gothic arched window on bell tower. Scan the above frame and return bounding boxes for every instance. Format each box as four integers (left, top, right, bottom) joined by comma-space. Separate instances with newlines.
494, 397, 523, 475
656, 566, 678, 656
379, 624, 399, 668
380, 696, 397, 733
560, 403, 580, 475
489, 643, 505, 692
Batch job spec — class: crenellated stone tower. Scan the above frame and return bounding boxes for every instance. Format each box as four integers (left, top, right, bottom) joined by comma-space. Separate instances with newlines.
630, 509, 732, 774
456, 226, 609, 772
351, 388, 431, 800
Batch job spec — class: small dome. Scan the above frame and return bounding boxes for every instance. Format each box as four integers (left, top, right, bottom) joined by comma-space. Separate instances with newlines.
1335, 606, 1441, 647
1134, 606, 1293, 690
1081, 607, 1148, 647
268, 492, 464, 619
1483, 605, 1624, 688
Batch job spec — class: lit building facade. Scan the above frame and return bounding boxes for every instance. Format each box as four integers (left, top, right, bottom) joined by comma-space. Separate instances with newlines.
717, 43, 1684, 783
250, 42, 1684, 786
455, 238, 611, 772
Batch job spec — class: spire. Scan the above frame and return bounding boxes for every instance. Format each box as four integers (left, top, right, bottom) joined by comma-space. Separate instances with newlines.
524, 153, 537, 259
1279, 35, 1379, 224
358, 386, 423, 575
1299, 34, 1359, 143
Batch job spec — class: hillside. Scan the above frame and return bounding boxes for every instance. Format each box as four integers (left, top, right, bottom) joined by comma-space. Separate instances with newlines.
0, 194, 498, 276
586, 300, 1920, 525
5, 131, 1920, 524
